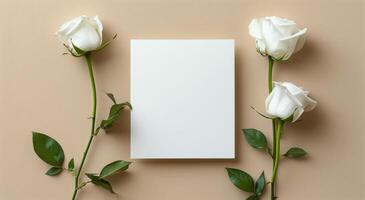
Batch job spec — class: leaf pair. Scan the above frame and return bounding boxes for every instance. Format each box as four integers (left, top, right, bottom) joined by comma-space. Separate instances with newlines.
95, 93, 132, 135
86, 160, 131, 193
226, 168, 265, 199
243, 129, 308, 159
32, 132, 66, 176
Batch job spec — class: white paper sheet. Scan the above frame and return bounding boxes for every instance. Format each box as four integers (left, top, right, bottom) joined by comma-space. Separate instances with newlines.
131, 39, 235, 159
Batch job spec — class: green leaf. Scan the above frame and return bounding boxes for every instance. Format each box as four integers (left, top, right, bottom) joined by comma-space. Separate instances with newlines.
112, 101, 132, 114
247, 195, 258, 200
32, 132, 65, 167
63, 43, 83, 57
86, 173, 99, 180
250, 106, 273, 119
284, 113, 295, 123
71, 41, 85, 55
99, 160, 131, 178
86, 173, 114, 193
45, 167, 62, 176
93, 178, 114, 193
226, 168, 254, 193
255, 171, 265, 196
106, 92, 117, 104
68, 158, 75, 171
243, 129, 268, 149
96, 102, 132, 134
93, 34, 117, 52
284, 147, 307, 158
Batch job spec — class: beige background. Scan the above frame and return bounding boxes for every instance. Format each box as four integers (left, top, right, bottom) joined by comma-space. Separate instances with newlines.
0, 0, 364, 199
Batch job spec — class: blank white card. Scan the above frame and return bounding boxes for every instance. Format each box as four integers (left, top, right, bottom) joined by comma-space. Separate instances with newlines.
131, 39, 235, 159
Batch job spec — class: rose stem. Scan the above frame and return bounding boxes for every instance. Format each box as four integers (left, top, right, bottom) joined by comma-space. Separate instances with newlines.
271, 120, 284, 200
268, 56, 277, 200
72, 53, 97, 200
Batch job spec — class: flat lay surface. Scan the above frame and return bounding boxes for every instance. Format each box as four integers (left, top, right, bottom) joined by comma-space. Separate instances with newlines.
0, 0, 364, 199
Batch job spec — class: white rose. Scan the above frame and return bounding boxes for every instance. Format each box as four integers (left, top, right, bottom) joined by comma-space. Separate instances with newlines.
249, 16, 307, 60
265, 82, 317, 122
56, 15, 103, 52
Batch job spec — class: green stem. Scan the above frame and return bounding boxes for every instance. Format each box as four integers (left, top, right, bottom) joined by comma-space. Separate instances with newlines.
271, 119, 277, 199
72, 54, 97, 200
268, 56, 277, 200
76, 181, 92, 190
268, 57, 275, 159
268, 56, 274, 93
271, 120, 284, 199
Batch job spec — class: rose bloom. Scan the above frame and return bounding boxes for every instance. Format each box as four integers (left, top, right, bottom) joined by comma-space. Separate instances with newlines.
56, 15, 103, 52
249, 16, 307, 60
265, 82, 317, 122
